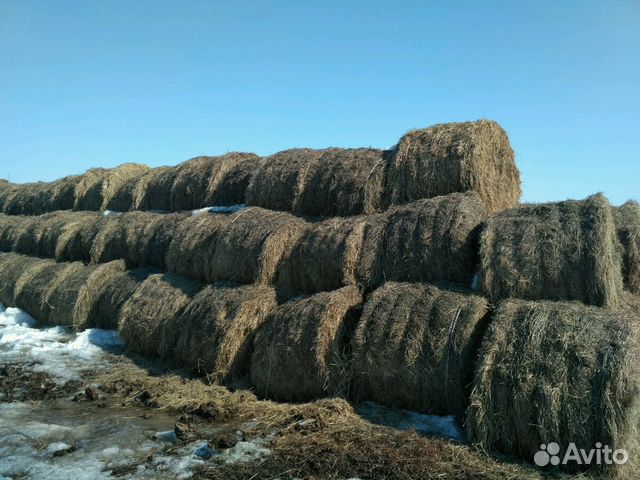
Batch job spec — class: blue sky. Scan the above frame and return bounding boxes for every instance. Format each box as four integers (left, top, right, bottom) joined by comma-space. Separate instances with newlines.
1, 1, 638, 204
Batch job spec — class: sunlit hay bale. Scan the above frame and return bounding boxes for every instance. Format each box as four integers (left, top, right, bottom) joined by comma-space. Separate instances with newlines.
251, 286, 363, 402
11, 215, 42, 256
246, 148, 388, 217
45, 261, 98, 326
165, 213, 231, 283
100, 163, 150, 211
54, 211, 104, 263
73, 167, 110, 210
90, 211, 189, 269
175, 284, 276, 386
169, 153, 254, 211
614, 200, 640, 295
381, 192, 487, 287
479, 193, 624, 308
275, 213, 387, 301
73, 260, 156, 330
207, 207, 307, 286
386, 120, 521, 214
467, 299, 640, 477
291, 148, 389, 216
13, 259, 68, 322
131, 166, 177, 211
204, 153, 259, 206
351, 282, 490, 422
0, 253, 49, 306
119, 272, 202, 358
35, 211, 85, 258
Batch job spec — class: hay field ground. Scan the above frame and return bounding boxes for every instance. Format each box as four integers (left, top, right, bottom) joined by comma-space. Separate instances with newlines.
0, 302, 558, 480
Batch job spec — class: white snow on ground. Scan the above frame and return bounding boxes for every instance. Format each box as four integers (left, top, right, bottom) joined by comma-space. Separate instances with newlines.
471, 272, 480, 290
357, 401, 465, 442
191, 204, 245, 216
0, 303, 123, 382
102, 210, 120, 216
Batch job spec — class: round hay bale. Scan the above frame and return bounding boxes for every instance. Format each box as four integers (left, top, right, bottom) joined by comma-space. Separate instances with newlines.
0, 214, 28, 251
614, 200, 640, 295
11, 215, 42, 256
204, 152, 259, 206
131, 166, 177, 211
35, 211, 85, 258
100, 163, 150, 211
381, 192, 487, 287
275, 214, 386, 300
74, 167, 110, 211
175, 284, 277, 385
54, 211, 103, 262
2, 183, 49, 215
292, 148, 389, 217
0, 180, 11, 212
0, 253, 47, 306
165, 213, 231, 283
251, 286, 363, 402
90, 211, 189, 269
351, 282, 490, 421
73, 260, 155, 330
245, 149, 306, 212
13, 259, 67, 322
386, 120, 522, 214
44, 261, 98, 326
48, 175, 83, 211
119, 272, 202, 358
479, 193, 624, 308
207, 207, 306, 286
467, 299, 640, 476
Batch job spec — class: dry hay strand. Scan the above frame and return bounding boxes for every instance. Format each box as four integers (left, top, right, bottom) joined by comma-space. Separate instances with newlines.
165, 213, 231, 283
275, 213, 387, 301
13, 259, 69, 322
175, 284, 277, 386
479, 193, 624, 308
294, 148, 389, 217
251, 286, 363, 402
90, 211, 189, 269
386, 119, 521, 214
350, 282, 489, 422
100, 163, 150, 211
131, 166, 177, 211
204, 152, 259, 206
614, 200, 640, 295
119, 272, 202, 358
54, 211, 103, 262
467, 299, 640, 477
44, 261, 97, 326
74, 167, 110, 210
170, 153, 255, 211
0, 253, 49, 306
207, 207, 307, 285
73, 260, 155, 330
381, 192, 486, 287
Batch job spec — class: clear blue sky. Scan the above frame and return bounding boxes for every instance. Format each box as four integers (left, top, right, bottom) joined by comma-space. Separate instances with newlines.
1, 1, 638, 204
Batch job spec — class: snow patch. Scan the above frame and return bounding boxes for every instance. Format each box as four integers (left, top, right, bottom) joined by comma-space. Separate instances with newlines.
191, 204, 245, 216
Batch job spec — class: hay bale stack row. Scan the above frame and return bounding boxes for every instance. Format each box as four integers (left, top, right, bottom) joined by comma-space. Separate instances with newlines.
0, 120, 522, 217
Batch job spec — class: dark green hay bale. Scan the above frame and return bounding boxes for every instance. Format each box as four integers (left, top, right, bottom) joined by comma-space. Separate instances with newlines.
351, 282, 490, 422
175, 284, 276, 385
614, 200, 640, 295
467, 299, 640, 477
131, 166, 177, 211
386, 119, 521, 214
119, 272, 202, 358
479, 193, 624, 308
251, 286, 363, 402
90, 211, 189, 269
73, 260, 156, 330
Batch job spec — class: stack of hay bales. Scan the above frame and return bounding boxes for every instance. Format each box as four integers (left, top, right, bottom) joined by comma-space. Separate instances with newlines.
74, 164, 149, 211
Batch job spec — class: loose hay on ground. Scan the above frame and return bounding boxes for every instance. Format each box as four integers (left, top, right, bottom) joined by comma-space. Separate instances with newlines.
467, 298, 640, 477
386, 119, 521, 213
478, 193, 624, 308
175, 284, 277, 386
351, 282, 490, 421
119, 272, 202, 358
251, 286, 363, 402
